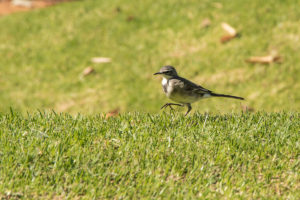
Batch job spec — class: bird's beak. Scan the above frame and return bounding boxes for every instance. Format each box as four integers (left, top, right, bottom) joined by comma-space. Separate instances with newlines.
153, 72, 162, 75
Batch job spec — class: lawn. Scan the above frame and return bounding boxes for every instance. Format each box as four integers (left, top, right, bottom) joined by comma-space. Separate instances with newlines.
0, 0, 299, 114
0, 0, 299, 199
0, 111, 299, 199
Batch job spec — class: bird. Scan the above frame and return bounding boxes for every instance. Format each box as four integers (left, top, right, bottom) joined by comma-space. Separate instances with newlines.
154, 65, 244, 116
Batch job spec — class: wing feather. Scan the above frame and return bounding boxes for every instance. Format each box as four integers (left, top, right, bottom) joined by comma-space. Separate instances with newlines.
170, 77, 212, 96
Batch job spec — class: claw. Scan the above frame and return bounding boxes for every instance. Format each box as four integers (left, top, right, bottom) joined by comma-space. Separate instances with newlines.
160, 104, 167, 110
161, 103, 183, 111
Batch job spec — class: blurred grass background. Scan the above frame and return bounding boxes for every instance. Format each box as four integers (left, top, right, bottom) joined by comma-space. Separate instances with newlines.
0, 0, 299, 114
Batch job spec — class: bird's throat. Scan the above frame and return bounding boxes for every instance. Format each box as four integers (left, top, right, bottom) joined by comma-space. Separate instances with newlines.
162, 77, 168, 86
161, 77, 169, 94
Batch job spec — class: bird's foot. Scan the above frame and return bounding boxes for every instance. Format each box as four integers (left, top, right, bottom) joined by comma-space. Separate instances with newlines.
161, 103, 183, 110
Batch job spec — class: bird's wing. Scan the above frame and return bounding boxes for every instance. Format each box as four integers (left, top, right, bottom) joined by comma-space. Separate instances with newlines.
171, 77, 212, 95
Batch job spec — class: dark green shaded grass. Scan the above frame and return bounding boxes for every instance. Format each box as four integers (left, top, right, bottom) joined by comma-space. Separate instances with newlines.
0, 111, 299, 199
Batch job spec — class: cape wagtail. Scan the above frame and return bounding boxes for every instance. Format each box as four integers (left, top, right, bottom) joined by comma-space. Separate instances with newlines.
154, 66, 244, 116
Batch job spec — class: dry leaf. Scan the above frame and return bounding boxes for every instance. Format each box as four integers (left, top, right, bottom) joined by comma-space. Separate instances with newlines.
220, 22, 238, 43
220, 35, 236, 43
91, 57, 111, 63
221, 23, 237, 36
201, 18, 211, 28
241, 105, 255, 112
115, 7, 121, 13
127, 15, 135, 21
106, 108, 119, 119
213, 2, 223, 8
82, 67, 95, 76
246, 51, 282, 64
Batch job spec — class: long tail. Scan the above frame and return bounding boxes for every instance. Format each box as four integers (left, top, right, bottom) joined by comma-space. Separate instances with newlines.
211, 93, 245, 100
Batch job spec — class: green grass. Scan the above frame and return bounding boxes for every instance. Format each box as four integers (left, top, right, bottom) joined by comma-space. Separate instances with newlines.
0, 0, 300, 114
0, 1, 299, 199
0, 111, 299, 199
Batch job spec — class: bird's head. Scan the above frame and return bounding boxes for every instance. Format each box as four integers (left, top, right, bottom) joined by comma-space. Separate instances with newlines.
153, 65, 178, 78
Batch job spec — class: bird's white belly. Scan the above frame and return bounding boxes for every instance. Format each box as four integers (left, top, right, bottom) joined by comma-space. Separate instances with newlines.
169, 92, 199, 103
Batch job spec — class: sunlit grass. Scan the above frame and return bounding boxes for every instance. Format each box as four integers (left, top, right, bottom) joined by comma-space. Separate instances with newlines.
0, 111, 299, 199
0, 1, 299, 199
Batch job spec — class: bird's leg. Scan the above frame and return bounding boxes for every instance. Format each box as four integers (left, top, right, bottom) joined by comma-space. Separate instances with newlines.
185, 103, 192, 116
161, 103, 183, 110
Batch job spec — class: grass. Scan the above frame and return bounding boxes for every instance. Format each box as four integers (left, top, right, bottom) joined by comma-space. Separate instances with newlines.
0, 1, 299, 199
0, 0, 300, 114
0, 111, 299, 199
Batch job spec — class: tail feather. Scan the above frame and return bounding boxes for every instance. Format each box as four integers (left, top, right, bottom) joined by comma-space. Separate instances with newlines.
211, 93, 244, 100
